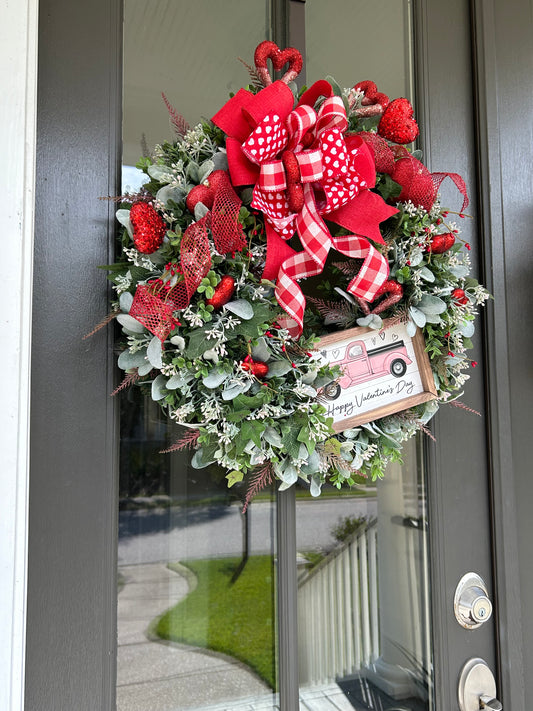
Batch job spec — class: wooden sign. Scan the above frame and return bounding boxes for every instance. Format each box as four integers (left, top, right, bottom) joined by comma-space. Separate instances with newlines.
317, 320, 437, 432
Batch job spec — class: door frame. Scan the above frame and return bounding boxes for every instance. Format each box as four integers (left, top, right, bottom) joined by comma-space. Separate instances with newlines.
22, 0, 529, 709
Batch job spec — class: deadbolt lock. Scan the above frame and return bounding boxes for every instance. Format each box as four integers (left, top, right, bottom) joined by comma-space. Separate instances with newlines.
454, 573, 493, 629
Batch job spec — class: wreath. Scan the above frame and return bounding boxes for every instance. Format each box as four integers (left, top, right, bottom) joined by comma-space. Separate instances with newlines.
101, 41, 489, 506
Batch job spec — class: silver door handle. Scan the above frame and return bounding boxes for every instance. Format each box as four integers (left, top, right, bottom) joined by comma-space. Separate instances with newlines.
480, 694, 503, 711
458, 658, 502, 711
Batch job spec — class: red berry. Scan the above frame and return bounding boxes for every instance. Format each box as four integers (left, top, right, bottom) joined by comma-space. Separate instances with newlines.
241, 358, 269, 378
452, 288, 468, 305
130, 202, 167, 254
205, 275, 236, 309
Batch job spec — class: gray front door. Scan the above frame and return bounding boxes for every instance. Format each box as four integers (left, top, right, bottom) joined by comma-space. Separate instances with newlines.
26, 0, 510, 709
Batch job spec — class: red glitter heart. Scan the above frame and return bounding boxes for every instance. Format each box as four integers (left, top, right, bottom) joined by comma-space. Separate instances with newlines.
354, 80, 390, 109
130, 202, 167, 254
205, 275, 236, 309
428, 233, 456, 254
358, 280, 404, 315
378, 98, 419, 144
254, 40, 303, 85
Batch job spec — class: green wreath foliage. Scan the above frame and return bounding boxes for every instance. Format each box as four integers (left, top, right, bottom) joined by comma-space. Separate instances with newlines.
103, 77, 489, 503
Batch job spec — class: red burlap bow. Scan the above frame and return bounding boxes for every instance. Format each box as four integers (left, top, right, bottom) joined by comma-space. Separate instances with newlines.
212, 80, 397, 335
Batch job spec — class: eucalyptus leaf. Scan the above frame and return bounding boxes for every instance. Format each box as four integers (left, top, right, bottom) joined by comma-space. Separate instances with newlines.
264, 427, 283, 448
170, 335, 186, 350
409, 248, 424, 266
147, 336, 163, 369
116, 313, 146, 333
449, 265, 470, 278
138, 361, 153, 377
151, 374, 168, 401
203, 349, 219, 363
424, 312, 442, 324
251, 337, 270, 363
419, 266, 435, 282
166, 374, 186, 390
301, 369, 318, 385
277, 463, 298, 487
458, 319, 475, 338
156, 185, 185, 207
147, 164, 174, 183
416, 294, 447, 315
406, 318, 418, 337
265, 360, 292, 378
198, 160, 215, 184
191, 448, 216, 469
221, 381, 252, 400
301, 450, 320, 476
116, 209, 133, 238
225, 299, 254, 320
310, 475, 323, 497
194, 203, 210, 221
212, 152, 229, 171
409, 306, 427, 328
117, 349, 147, 370
119, 291, 133, 313
202, 368, 228, 389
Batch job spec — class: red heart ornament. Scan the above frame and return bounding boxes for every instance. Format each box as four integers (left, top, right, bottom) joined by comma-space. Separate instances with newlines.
206, 275, 236, 309
428, 232, 456, 254
357, 279, 404, 315
354, 80, 390, 109
378, 98, 419, 144
254, 40, 303, 86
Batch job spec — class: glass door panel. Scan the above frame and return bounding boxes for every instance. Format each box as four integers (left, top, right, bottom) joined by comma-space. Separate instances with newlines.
118, 4, 276, 710
296, 439, 433, 709
295, 3, 428, 708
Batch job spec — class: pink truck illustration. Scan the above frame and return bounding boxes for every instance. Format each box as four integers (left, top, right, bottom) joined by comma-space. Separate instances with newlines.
324, 338, 412, 400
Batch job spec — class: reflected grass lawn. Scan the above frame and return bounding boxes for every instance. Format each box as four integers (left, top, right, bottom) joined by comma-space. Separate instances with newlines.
156, 556, 277, 689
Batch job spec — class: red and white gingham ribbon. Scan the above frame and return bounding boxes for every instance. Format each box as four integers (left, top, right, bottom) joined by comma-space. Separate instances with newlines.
275, 183, 388, 333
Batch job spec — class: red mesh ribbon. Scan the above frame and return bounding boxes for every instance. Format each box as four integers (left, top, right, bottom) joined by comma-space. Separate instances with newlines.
357, 131, 395, 174
129, 282, 182, 343
208, 171, 247, 254
390, 147, 469, 213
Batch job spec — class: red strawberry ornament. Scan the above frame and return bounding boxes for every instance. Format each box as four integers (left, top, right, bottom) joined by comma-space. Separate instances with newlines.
206, 275, 236, 309
428, 233, 456, 254
130, 202, 167, 254
452, 288, 468, 305
378, 98, 419, 144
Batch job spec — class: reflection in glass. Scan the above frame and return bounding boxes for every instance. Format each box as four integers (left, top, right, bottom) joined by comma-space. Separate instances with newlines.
118, 3, 274, 709
117, 389, 277, 710
297, 438, 433, 710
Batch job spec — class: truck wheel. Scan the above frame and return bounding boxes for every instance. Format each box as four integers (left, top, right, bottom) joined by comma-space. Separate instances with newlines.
323, 382, 341, 400
390, 359, 407, 377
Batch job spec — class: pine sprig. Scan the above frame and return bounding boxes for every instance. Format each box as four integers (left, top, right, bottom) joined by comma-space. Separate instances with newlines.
162, 92, 190, 138
243, 462, 274, 512
82, 310, 117, 340
449, 399, 481, 416
111, 369, 141, 396
160, 428, 201, 454
238, 57, 267, 89
307, 295, 356, 327
332, 260, 363, 276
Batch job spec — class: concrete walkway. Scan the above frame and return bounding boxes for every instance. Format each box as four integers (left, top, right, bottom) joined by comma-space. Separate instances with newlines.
117, 563, 271, 711
117, 562, 356, 711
